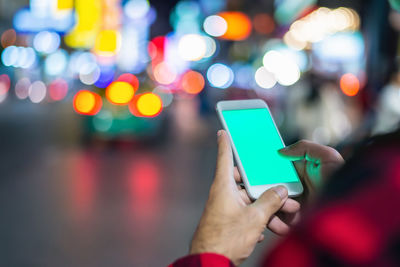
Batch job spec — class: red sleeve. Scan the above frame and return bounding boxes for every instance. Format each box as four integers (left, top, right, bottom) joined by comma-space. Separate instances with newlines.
168, 253, 235, 267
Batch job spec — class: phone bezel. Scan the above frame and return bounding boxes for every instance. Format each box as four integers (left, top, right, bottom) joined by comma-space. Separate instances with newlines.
216, 99, 303, 199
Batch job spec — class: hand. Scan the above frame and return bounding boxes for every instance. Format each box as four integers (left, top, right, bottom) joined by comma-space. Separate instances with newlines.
190, 130, 300, 266
278, 140, 344, 198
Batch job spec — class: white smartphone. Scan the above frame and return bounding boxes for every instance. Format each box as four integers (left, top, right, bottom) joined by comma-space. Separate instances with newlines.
216, 99, 303, 199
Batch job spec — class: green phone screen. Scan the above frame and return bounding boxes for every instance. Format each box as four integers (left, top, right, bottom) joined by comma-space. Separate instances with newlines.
222, 108, 299, 186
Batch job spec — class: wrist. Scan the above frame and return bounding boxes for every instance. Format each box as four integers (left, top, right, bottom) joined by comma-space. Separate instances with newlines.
190, 238, 228, 256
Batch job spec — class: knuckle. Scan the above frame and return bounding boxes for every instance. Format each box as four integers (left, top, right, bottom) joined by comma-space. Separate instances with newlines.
269, 190, 283, 207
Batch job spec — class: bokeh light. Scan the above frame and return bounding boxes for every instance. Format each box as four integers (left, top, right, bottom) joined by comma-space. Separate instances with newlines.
263, 50, 301, 86
203, 15, 227, 37
178, 34, 207, 61
218, 12, 252, 41
233, 63, 255, 89
129, 93, 162, 117
340, 73, 360, 96
28, 81, 47, 103
69, 51, 97, 75
33, 31, 60, 54
1, 46, 18, 66
124, 0, 150, 20
73, 90, 102, 115
15, 77, 31, 100
181, 70, 205, 94
285, 7, 360, 50
93, 110, 113, 132
117, 73, 139, 92
0, 74, 11, 96
1, 29, 16, 48
49, 78, 68, 101
255, 66, 277, 89
152, 86, 173, 107
45, 49, 68, 76
106, 81, 135, 105
203, 36, 217, 58
94, 65, 115, 88
253, 13, 275, 35
153, 62, 177, 85
79, 63, 101, 85
1, 46, 36, 69
207, 63, 234, 89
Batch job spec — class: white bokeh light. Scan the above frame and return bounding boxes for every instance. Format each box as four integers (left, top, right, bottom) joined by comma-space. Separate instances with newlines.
203, 36, 217, 58
45, 49, 68, 76
255, 67, 277, 89
79, 63, 101, 85
178, 34, 207, 61
207, 63, 234, 89
33, 31, 60, 54
263, 50, 300, 86
203, 15, 227, 37
124, 0, 150, 20
28, 81, 46, 103
15, 78, 31, 99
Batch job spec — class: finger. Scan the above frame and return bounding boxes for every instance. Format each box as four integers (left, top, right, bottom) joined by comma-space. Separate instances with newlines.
238, 189, 252, 205
234, 167, 242, 183
267, 215, 290, 236
214, 130, 234, 185
282, 211, 301, 226
280, 199, 301, 213
257, 234, 265, 243
252, 186, 288, 223
278, 140, 343, 163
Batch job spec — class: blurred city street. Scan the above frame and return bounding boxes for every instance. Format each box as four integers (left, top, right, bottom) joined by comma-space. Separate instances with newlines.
0, 101, 228, 267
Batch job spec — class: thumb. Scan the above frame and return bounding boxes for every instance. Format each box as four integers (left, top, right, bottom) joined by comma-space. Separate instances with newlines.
252, 186, 288, 223
214, 130, 234, 186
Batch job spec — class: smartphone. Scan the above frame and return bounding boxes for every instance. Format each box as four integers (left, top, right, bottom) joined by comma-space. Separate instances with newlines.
216, 99, 303, 199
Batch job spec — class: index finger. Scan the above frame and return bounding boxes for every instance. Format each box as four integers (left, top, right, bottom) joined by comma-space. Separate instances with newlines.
214, 130, 235, 186
278, 140, 343, 163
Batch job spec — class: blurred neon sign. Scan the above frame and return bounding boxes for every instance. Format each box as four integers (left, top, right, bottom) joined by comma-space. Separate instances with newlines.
13, 0, 74, 33
64, 0, 102, 49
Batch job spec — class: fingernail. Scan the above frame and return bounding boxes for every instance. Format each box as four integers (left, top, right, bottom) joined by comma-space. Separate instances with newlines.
217, 130, 223, 137
278, 147, 288, 152
273, 186, 288, 200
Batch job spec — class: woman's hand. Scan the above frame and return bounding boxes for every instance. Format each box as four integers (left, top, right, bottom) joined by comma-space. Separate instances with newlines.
279, 140, 344, 199
190, 130, 300, 266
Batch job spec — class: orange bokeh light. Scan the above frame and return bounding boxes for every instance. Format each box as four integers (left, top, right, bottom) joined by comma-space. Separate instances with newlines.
181, 70, 205, 94
1, 29, 16, 48
340, 73, 360, 96
117, 73, 139, 92
253, 13, 275, 35
218, 12, 252, 41
73, 90, 102, 115
106, 81, 135, 105
129, 93, 163, 117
